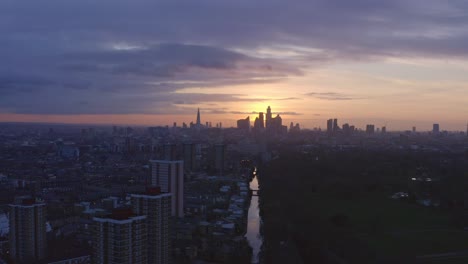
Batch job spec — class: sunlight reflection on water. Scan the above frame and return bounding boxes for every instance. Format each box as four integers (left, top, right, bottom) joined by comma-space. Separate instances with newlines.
246, 175, 261, 263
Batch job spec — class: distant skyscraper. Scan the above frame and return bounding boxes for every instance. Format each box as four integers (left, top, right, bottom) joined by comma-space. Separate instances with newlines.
382, 126, 386, 133
9, 196, 47, 263
150, 160, 184, 217
366, 124, 375, 134
433, 123, 440, 134
327, 119, 333, 135
237, 116, 250, 131
259, 112, 265, 129
342, 123, 350, 136
412, 126, 416, 133
333, 119, 339, 133
253, 117, 260, 130
262, 106, 285, 134
196, 108, 201, 126
92, 209, 147, 264
289, 122, 300, 133
266, 106, 272, 128
131, 188, 171, 264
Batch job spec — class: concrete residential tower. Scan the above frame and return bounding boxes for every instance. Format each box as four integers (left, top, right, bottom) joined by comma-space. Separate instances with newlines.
131, 188, 171, 264
150, 160, 184, 217
9, 196, 47, 263
92, 209, 147, 264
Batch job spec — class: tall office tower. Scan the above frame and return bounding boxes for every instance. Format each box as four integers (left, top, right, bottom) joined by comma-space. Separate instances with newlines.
266, 106, 272, 128
132, 188, 171, 264
253, 117, 260, 130
342, 123, 350, 136
412, 126, 416, 133
333, 119, 339, 133
183, 143, 196, 172
382, 126, 387, 133
196, 108, 201, 126
366, 124, 375, 134
93, 209, 147, 264
9, 196, 47, 263
163, 143, 177, 161
258, 112, 265, 129
327, 119, 333, 135
215, 144, 226, 175
150, 160, 184, 217
433, 123, 440, 134
237, 116, 250, 131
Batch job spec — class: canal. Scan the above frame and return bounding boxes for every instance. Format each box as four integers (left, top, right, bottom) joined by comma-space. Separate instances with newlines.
246, 168, 262, 263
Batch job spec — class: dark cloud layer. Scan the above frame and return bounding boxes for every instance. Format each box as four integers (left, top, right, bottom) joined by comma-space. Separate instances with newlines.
0, 0, 467, 114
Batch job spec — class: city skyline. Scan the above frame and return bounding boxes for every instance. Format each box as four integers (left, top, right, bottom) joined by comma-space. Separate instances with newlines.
0, 107, 465, 132
0, 1, 467, 131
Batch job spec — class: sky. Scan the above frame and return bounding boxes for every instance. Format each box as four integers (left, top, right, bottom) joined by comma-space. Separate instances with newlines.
0, 0, 467, 131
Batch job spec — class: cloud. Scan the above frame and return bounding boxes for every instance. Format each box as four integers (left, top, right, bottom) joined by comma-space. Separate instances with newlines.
0, 43, 300, 114
274, 112, 303, 116
0, 75, 56, 93
229, 111, 302, 116
1, 0, 468, 115
172, 94, 299, 107
305, 92, 363, 101
274, 97, 301, 101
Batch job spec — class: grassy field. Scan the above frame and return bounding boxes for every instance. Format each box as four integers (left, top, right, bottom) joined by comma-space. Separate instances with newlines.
301, 192, 468, 257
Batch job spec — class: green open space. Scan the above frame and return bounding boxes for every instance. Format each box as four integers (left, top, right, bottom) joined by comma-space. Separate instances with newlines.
302, 192, 468, 257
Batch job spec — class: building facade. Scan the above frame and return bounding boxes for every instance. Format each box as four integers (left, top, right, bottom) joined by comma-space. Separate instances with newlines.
150, 160, 184, 217
131, 190, 171, 264
236, 116, 250, 132
92, 210, 147, 264
9, 196, 47, 263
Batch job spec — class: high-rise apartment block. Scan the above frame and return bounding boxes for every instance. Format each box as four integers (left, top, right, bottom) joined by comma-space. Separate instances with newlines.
183, 143, 196, 172
9, 196, 47, 263
92, 209, 147, 264
163, 143, 177, 161
150, 160, 184, 217
131, 189, 171, 264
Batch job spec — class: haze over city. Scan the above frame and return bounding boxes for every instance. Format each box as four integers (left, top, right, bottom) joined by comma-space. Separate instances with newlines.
0, 1, 467, 130
1, 2, 468, 264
